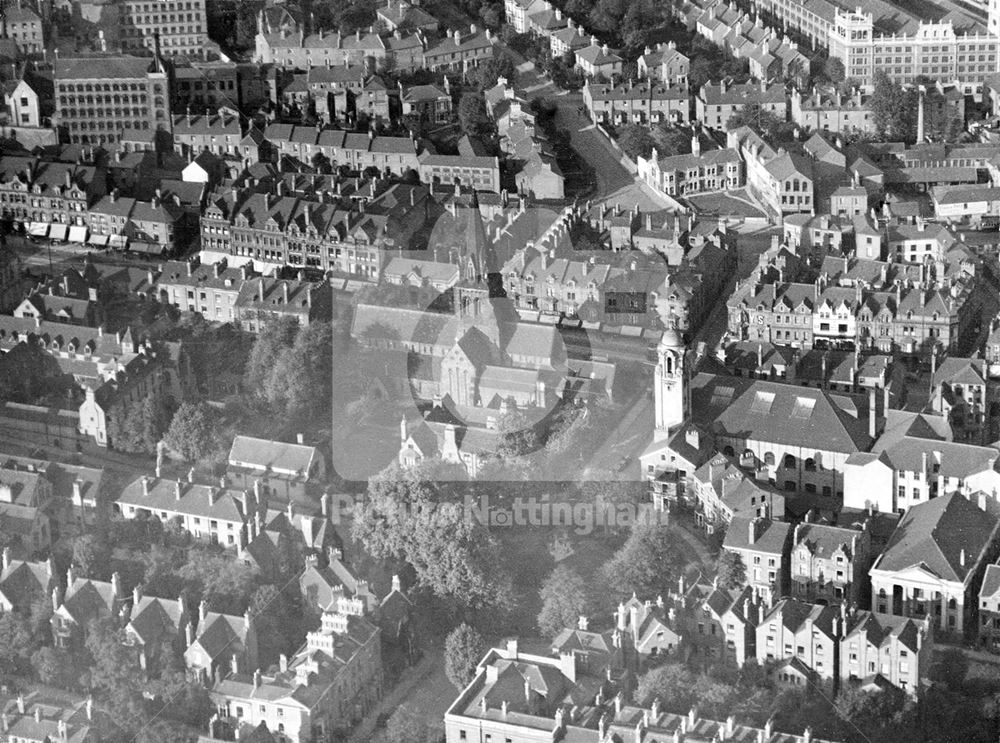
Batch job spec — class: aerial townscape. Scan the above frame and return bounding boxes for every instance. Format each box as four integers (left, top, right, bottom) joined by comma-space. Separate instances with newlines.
7, 0, 1000, 741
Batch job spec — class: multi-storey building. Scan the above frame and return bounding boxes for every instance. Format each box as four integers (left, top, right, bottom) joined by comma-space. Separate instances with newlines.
51, 570, 126, 648
723, 515, 792, 603
757, 597, 841, 688
172, 113, 242, 158
728, 127, 813, 215
841, 609, 932, 696
0, 156, 105, 231
930, 356, 989, 443
172, 61, 242, 112
582, 80, 689, 125
200, 182, 432, 277
154, 259, 252, 320
791, 86, 875, 134
638, 41, 689, 85
417, 151, 501, 191
845, 429, 1000, 515
688, 453, 785, 529
828, 9, 999, 92
870, 492, 1000, 641
0, 552, 57, 613
209, 606, 381, 737
726, 265, 980, 356
790, 520, 872, 606
87, 192, 183, 254
54, 54, 170, 145
119, 0, 209, 57
423, 26, 496, 71
637, 142, 743, 198
2, 4, 43, 54
696, 80, 787, 130
184, 600, 259, 682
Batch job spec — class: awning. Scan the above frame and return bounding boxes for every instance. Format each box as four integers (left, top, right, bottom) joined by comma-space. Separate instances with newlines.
88, 234, 110, 247
129, 241, 163, 255
28, 222, 48, 237
68, 226, 88, 243
108, 234, 128, 249
48, 224, 68, 241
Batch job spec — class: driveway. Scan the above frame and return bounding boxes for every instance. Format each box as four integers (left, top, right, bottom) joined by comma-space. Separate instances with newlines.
508, 55, 668, 209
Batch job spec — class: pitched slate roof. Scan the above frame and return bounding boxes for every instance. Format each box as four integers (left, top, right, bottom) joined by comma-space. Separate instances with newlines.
117, 476, 250, 523
712, 379, 872, 454
844, 610, 925, 653
873, 492, 999, 583
724, 516, 791, 554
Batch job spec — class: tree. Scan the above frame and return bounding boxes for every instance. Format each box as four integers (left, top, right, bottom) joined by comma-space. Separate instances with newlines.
601, 523, 686, 602
727, 102, 782, 137
72, 533, 113, 579
457, 93, 492, 141
495, 407, 539, 458
31, 646, 77, 688
352, 468, 514, 610
716, 551, 746, 590
823, 56, 846, 84
0, 612, 33, 674
178, 548, 259, 613
617, 123, 656, 161
245, 317, 299, 394
444, 623, 487, 690
266, 321, 334, 419
835, 683, 911, 743
385, 704, 440, 743
163, 401, 218, 462
538, 564, 593, 637
234, 0, 263, 49
635, 663, 697, 707
652, 125, 691, 157
108, 388, 173, 455
871, 70, 915, 142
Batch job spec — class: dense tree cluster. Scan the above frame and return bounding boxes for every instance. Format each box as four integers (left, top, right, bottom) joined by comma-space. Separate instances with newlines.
352, 467, 514, 610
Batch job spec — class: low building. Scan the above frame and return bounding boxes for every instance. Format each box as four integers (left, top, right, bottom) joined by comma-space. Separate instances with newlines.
116, 474, 258, 548
0, 691, 95, 743
583, 80, 689, 125
574, 38, 623, 78
226, 434, 327, 497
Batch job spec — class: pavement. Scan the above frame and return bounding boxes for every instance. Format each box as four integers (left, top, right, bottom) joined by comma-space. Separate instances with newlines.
347, 652, 441, 743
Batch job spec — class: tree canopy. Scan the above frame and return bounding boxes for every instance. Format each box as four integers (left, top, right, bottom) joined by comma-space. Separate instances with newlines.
444, 623, 487, 690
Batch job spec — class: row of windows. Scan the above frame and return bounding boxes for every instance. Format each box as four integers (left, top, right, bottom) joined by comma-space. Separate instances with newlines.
58, 83, 161, 94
